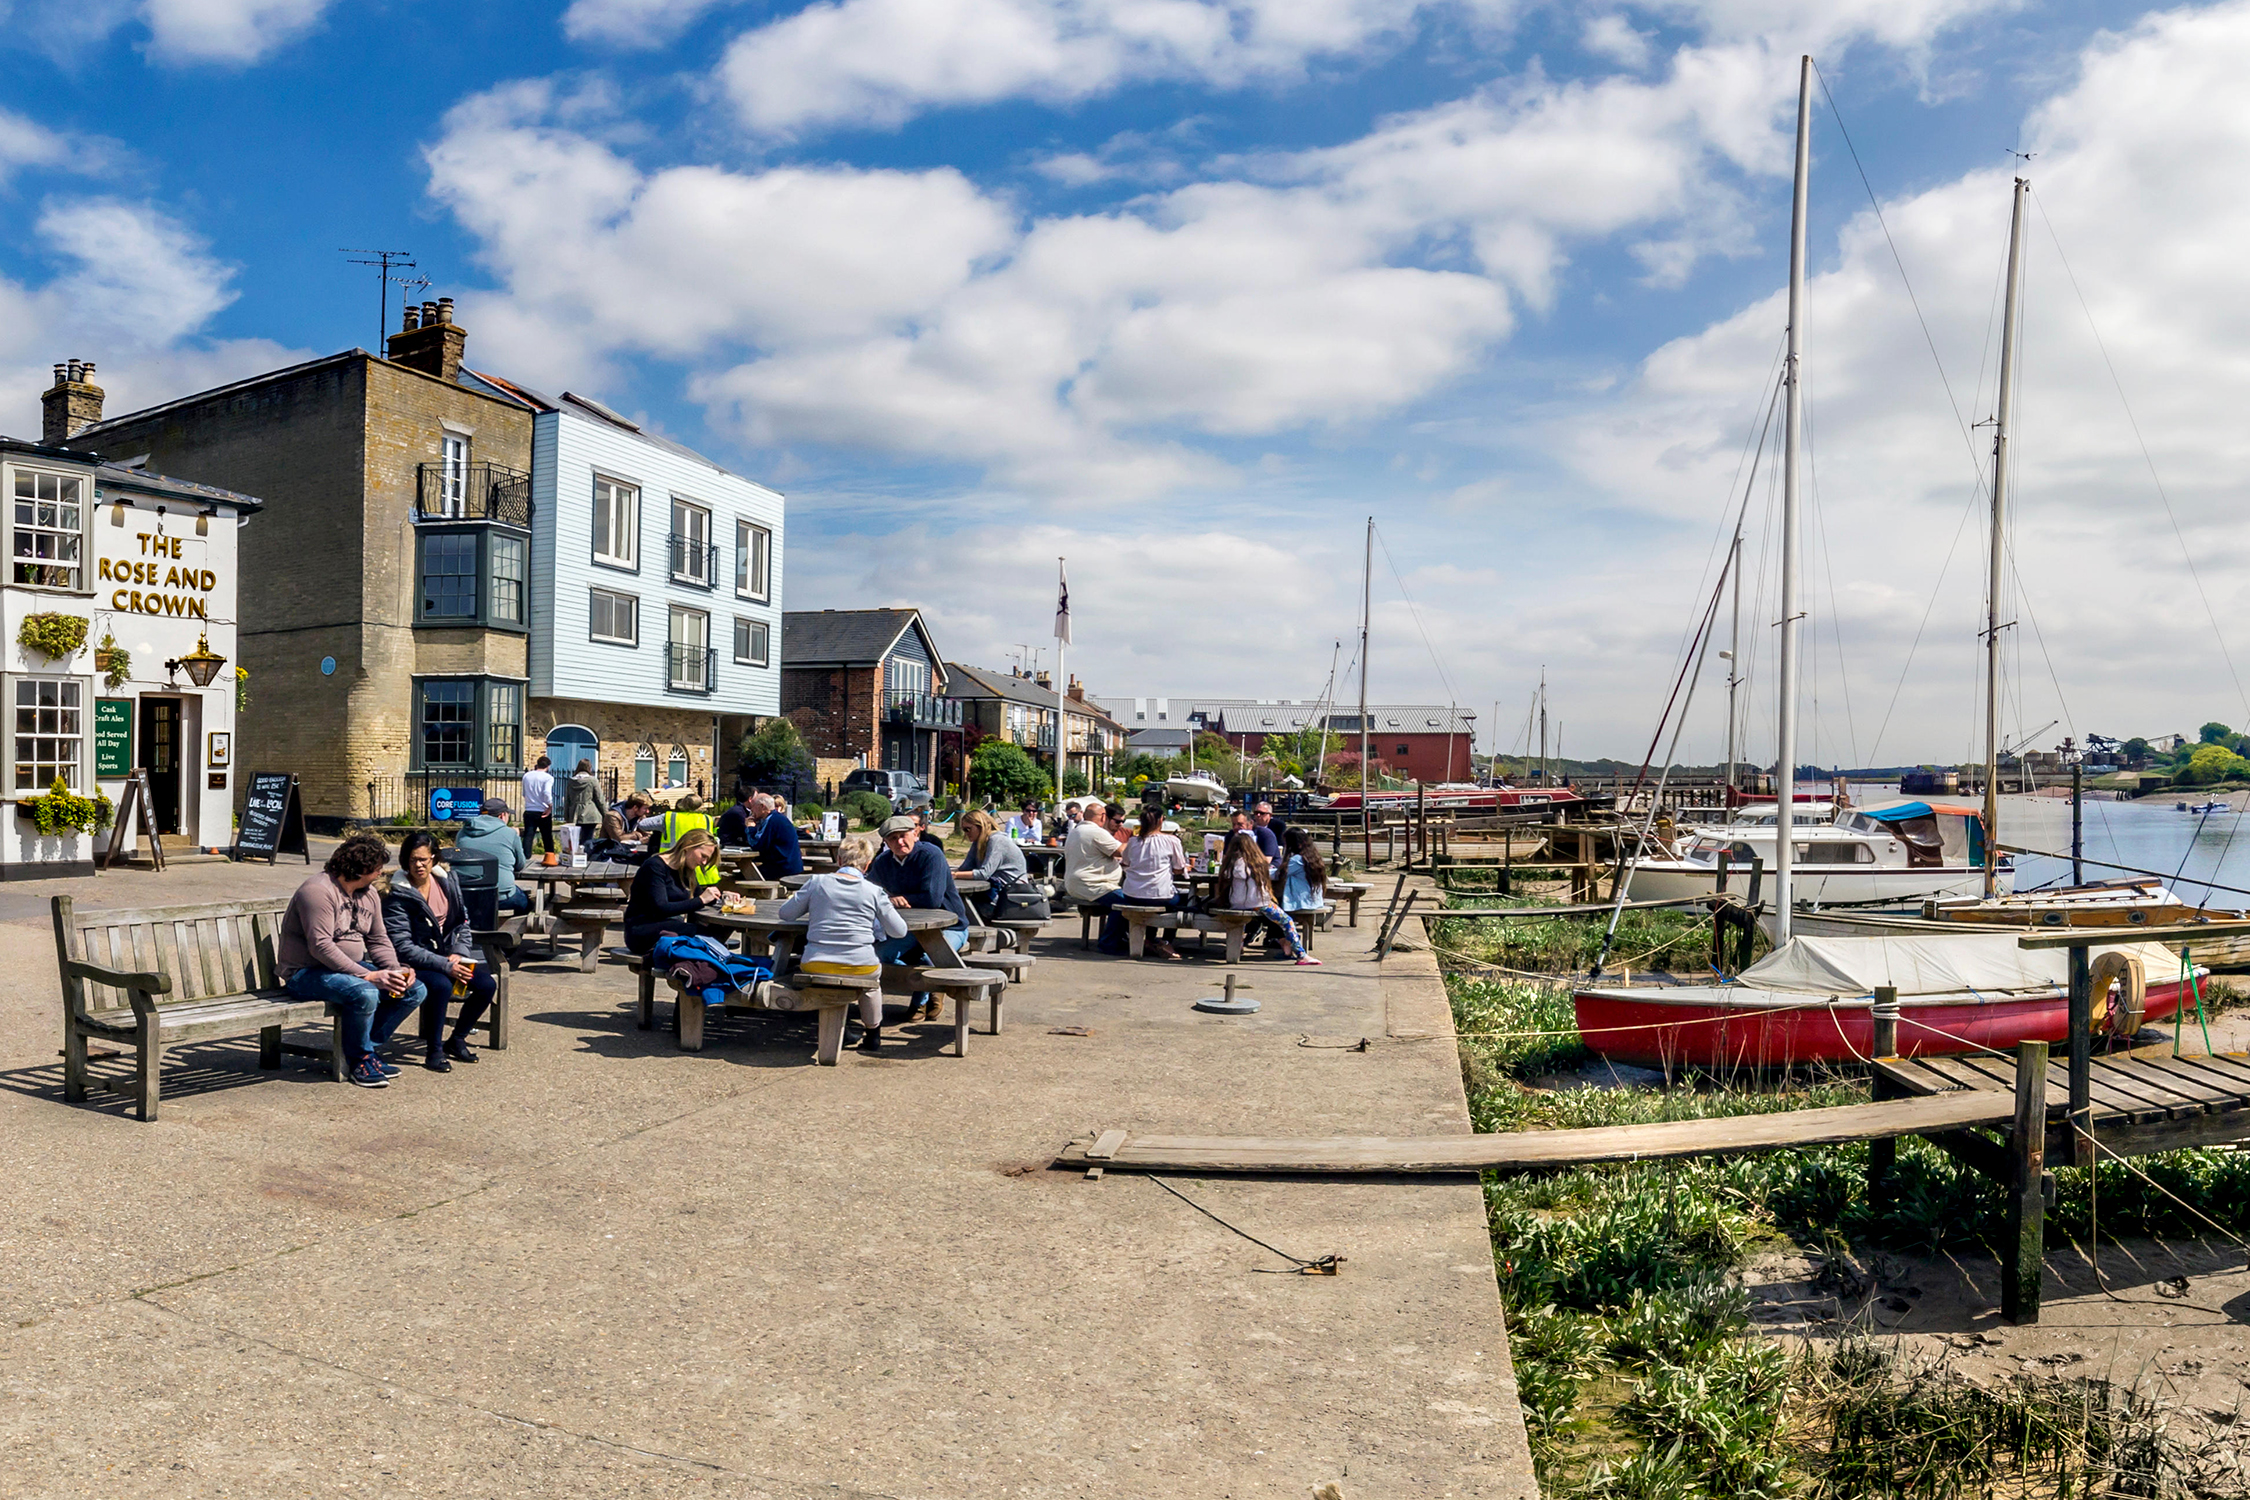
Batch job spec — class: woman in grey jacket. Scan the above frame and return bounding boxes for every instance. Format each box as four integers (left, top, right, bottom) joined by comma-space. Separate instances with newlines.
561, 760, 605, 854
776, 833, 908, 1052
381, 830, 496, 1071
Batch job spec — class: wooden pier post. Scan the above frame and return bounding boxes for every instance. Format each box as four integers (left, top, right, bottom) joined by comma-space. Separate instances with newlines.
1868, 986, 1901, 1216
2003, 1038, 2049, 1325
2067, 944, 2093, 1168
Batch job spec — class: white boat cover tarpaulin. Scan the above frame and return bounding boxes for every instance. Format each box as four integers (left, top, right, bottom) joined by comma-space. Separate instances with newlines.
1738, 934, 2189, 998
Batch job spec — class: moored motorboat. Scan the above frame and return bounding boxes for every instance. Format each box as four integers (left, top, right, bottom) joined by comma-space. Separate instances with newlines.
1623, 801, 2003, 910
1574, 933, 2204, 1069
1164, 769, 1228, 805
1925, 878, 2250, 968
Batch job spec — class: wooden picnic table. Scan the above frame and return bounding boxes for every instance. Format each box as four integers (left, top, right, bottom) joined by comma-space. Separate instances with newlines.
689, 905, 1001, 1055
954, 876, 990, 896
1020, 844, 1063, 876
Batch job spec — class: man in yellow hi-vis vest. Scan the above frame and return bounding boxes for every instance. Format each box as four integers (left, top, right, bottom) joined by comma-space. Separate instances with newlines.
659, 796, 723, 887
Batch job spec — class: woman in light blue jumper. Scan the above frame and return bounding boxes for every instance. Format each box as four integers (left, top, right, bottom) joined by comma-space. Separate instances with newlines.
777, 833, 909, 1052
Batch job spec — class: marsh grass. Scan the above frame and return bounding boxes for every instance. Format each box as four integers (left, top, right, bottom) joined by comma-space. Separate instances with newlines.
1450, 972, 2250, 1495
1433, 901, 1761, 978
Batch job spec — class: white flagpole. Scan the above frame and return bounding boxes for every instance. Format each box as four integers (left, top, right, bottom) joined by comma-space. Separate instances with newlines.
1055, 558, 1070, 802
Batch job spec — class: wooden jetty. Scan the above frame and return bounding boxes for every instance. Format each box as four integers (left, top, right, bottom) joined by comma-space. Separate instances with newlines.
1061, 921, 2250, 1326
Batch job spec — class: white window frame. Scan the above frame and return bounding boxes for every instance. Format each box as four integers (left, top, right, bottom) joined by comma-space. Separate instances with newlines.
9, 466, 90, 593
668, 605, 709, 690
12, 673, 88, 794
592, 474, 639, 570
735, 519, 771, 601
671, 496, 711, 585
439, 433, 470, 517
733, 615, 770, 667
588, 587, 639, 646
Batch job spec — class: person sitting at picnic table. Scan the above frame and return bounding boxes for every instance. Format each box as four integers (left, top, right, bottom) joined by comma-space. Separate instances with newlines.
1277, 826, 1327, 912
382, 830, 497, 1072
1110, 808, 1189, 959
649, 795, 723, 890
590, 805, 647, 864
1248, 802, 1282, 863
279, 834, 426, 1090
623, 828, 722, 954
1213, 831, 1319, 966
868, 813, 972, 1021
747, 792, 804, 877
953, 809, 1029, 922
715, 788, 754, 848
778, 833, 909, 1053
562, 759, 605, 855
1065, 801, 1128, 953
453, 797, 531, 913
1005, 803, 1043, 843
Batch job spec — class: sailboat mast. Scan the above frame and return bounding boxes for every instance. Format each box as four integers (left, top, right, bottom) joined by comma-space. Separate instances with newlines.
1774, 54, 1811, 943
1538, 672, 1548, 787
1724, 526, 1743, 792
1984, 175, 2028, 899
1359, 515, 1372, 868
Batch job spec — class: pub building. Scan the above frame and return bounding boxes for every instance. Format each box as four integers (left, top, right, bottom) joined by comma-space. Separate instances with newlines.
1, 391, 257, 877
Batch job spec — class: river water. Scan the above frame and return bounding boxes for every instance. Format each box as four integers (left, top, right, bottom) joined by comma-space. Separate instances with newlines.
1851, 784, 2250, 911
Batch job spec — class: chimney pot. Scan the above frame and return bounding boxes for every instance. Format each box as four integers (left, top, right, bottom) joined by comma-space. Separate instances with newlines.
436, 296, 454, 324
421, 300, 438, 323
386, 293, 469, 381
402, 304, 420, 331
42, 356, 104, 444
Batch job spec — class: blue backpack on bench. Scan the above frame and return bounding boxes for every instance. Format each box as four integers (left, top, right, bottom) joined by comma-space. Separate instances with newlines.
648, 933, 774, 1006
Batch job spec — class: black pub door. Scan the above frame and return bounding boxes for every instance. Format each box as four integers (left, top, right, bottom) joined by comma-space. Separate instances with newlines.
139, 698, 183, 835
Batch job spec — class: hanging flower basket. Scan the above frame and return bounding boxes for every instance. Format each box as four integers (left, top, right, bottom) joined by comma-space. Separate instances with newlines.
94, 633, 131, 690
18, 613, 88, 664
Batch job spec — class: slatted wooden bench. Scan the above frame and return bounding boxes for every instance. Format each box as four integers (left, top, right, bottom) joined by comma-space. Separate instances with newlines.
55, 895, 334, 1121
1117, 904, 1182, 958
1284, 903, 1337, 954
553, 893, 625, 973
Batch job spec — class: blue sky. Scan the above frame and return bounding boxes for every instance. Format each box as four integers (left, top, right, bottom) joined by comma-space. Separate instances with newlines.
3, 0, 2243, 765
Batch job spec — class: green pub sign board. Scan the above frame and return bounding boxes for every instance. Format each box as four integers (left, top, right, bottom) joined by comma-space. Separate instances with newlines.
94, 699, 133, 779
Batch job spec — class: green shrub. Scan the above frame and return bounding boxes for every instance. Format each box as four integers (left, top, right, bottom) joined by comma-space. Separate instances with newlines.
839, 791, 892, 828
795, 802, 824, 821
969, 740, 1053, 805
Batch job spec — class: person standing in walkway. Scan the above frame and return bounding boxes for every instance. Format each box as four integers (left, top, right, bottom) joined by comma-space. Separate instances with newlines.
520, 755, 556, 856
278, 835, 426, 1089
562, 759, 604, 856
382, 831, 497, 1071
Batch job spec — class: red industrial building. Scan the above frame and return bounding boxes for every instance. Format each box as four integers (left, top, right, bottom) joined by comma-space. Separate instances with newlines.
1206, 703, 1477, 782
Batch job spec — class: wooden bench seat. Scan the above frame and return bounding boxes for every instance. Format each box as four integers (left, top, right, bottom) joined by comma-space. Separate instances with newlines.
1326, 882, 1370, 927
880, 965, 1004, 1055
962, 951, 1035, 984
55, 894, 517, 1120
553, 906, 623, 972
988, 917, 1048, 951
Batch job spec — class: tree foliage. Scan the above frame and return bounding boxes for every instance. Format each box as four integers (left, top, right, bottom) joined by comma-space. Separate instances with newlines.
2178, 742, 2250, 785
970, 740, 1054, 805
738, 718, 816, 787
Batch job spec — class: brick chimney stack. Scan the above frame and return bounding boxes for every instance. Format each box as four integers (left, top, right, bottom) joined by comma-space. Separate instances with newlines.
385, 295, 466, 381
41, 359, 104, 444
1035, 671, 1052, 690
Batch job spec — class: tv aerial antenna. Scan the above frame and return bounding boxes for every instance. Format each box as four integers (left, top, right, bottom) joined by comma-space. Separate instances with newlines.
341, 249, 430, 355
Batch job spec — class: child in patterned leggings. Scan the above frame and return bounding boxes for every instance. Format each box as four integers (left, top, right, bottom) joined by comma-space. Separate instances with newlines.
1213, 831, 1321, 966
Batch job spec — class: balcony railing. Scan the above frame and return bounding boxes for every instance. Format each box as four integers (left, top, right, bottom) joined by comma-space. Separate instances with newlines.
883, 690, 963, 728
416, 462, 532, 527
668, 533, 718, 590
666, 643, 716, 696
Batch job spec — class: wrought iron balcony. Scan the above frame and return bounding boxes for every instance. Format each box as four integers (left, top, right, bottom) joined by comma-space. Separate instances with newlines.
416, 462, 532, 527
665, 643, 716, 696
883, 690, 963, 728
668, 533, 719, 590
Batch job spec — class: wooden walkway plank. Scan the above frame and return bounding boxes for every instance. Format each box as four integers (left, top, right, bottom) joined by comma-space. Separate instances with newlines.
1055, 1092, 2018, 1176
2102, 1060, 2235, 1112
2128, 1056, 2248, 1106
2163, 1054, 2250, 1098
2173, 1052, 2250, 1090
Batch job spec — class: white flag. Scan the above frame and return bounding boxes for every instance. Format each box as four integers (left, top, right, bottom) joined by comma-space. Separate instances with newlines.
1054, 560, 1071, 645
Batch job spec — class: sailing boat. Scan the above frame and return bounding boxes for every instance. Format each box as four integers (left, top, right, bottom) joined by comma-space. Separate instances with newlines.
1571, 62, 2193, 1067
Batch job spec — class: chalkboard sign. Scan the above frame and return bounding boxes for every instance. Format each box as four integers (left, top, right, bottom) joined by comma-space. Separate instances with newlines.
94, 699, 133, 779
236, 770, 309, 864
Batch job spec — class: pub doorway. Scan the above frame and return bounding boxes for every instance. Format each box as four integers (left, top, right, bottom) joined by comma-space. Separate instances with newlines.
138, 696, 184, 835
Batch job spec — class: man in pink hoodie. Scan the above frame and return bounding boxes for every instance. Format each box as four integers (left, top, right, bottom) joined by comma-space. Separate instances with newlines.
279, 834, 425, 1089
